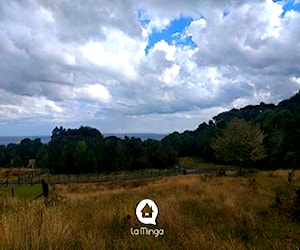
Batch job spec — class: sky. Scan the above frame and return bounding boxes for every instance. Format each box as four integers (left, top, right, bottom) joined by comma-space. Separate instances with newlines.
0, 0, 300, 136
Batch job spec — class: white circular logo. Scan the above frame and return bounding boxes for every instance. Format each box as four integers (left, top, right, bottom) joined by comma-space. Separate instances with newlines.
136, 199, 159, 225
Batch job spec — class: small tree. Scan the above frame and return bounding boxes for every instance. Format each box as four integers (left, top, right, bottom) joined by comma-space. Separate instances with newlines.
211, 118, 266, 168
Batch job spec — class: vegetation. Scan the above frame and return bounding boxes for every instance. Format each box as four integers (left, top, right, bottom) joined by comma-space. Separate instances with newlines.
211, 118, 266, 167
0, 127, 178, 174
0, 170, 299, 249
0, 185, 42, 200
157, 90, 300, 169
1, 91, 300, 172
0, 87, 300, 249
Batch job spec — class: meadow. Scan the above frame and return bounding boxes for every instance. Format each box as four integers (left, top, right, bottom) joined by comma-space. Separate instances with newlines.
0, 169, 300, 249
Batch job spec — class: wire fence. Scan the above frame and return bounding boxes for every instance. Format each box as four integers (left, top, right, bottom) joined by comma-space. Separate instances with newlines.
0, 167, 186, 186
0, 169, 48, 187
0, 164, 229, 188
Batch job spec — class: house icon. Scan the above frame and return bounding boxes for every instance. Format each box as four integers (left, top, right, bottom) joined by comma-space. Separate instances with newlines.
141, 203, 153, 218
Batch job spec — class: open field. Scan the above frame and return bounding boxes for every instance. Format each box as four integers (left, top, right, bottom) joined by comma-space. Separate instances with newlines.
0, 168, 36, 183
0, 169, 300, 249
0, 159, 231, 187
0, 167, 183, 187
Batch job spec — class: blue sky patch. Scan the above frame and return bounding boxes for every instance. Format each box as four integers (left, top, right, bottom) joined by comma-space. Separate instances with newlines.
138, 15, 197, 54
282, 0, 300, 12
273, 0, 300, 17
137, 9, 150, 28
223, 9, 230, 18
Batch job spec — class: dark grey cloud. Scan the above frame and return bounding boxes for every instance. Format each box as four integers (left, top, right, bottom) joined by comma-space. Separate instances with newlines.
42, 0, 142, 42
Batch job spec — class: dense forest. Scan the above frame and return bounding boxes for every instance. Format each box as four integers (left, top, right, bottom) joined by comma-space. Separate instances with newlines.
1, 91, 300, 173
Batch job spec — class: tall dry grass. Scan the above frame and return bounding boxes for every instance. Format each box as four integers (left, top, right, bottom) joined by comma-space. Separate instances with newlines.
0, 170, 300, 249
0, 168, 35, 182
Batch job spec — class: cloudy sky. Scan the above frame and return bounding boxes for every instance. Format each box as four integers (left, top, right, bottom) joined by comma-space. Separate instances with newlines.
0, 0, 300, 136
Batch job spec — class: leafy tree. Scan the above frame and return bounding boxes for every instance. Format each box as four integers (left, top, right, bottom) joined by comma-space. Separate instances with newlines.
211, 118, 266, 167
36, 145, 50, 169
58, 144, 74, 173
11, 154, 23, 167
94, 139, 106, 172
74, 140, 88, 173
0, 146, 5, 167
195, 125, 220, 161
5, 143, 18, 167
104, 136, 121, 171
18, 138, 43, 166
162, 131, 196, 157
86, 150, 98, 173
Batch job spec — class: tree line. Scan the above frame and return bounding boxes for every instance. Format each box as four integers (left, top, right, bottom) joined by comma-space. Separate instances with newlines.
0, 126, 178, 174
162, 91, 300, 169
1, 91, 300, 172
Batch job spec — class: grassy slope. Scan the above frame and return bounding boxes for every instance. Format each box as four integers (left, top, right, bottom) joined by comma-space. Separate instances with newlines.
0, 170, 300, 249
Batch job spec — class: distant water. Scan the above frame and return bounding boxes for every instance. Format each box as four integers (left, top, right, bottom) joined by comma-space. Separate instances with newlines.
0, 133, 166, 145
0, 136, 51, 146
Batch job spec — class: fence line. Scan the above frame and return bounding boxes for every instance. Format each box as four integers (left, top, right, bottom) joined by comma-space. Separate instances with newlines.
0, 167, 187, 186
0, 166, 225, 187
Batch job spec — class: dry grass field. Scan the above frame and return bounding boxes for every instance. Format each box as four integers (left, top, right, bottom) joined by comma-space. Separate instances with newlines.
0, 169, 300, 249
0, 168, 35, 183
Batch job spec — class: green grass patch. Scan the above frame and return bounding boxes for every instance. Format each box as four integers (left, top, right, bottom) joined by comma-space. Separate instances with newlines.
0, 185, 42, 200
179, 157, 236, 170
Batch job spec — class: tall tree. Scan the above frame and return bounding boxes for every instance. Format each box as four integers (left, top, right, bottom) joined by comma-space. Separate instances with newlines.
211, 118, 266, 167
74, 140, 88, 174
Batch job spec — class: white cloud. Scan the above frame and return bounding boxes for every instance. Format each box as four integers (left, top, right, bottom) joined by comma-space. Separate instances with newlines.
147, 17, 171, 34
290, 76, 300, 84
231, 89, 272, 108
75, 84, 111, 102
187, 18, 207, 44
151, 40, 176, 61
38, 6, 55, 23
261, 0, 283, 39
81, 28, 146, 78
160, 64, 181, 85
0, 90, 63, 122
0, 0, 299, 135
